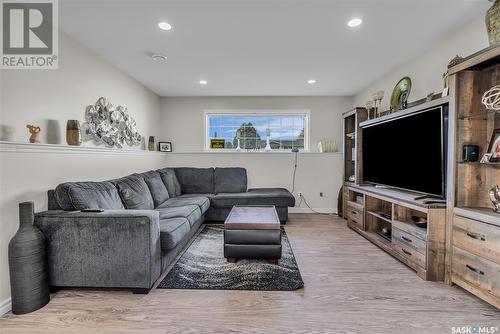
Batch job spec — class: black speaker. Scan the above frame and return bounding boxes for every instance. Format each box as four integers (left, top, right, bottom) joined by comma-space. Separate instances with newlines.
463, 145, 479, 162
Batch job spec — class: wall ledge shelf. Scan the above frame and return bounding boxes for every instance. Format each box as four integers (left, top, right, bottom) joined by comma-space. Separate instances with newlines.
0, 141, 166, 156
163, 150, 342, 155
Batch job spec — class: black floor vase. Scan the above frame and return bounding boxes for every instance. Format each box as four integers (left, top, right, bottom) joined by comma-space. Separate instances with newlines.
8, 202, 50, 314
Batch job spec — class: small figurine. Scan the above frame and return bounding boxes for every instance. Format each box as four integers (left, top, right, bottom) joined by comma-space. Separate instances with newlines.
489, 185, 500, 213
26, 124, 41, 143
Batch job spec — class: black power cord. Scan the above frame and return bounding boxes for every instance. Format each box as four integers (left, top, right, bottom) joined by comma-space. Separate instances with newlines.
291, 148, 298, 193
290, 148, 333, 216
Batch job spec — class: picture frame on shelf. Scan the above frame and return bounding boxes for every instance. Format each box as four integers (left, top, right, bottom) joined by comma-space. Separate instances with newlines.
210, 139, 225, 149
487, 128, 500, 162
158, 142, 172, 152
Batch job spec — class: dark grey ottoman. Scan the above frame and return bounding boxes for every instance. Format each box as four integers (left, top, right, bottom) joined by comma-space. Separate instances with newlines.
223, 206, 282, 264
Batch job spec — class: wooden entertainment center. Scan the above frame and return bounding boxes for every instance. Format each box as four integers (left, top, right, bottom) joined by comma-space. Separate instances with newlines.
342, 45, 500, 308
343, 99, 448, 282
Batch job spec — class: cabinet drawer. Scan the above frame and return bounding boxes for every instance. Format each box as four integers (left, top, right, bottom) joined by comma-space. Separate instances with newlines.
346, 203, 363, 230
452, 246, 500, 299
347, 207, 363, 224
393, 238, 426, 269
453, 215, 500, 266
348, 217, 364, 231
392, 227, 426, 254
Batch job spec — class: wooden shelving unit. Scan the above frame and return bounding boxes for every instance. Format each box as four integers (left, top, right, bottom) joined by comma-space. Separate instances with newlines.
447, 45, 500, 309
341, 107, 368, 219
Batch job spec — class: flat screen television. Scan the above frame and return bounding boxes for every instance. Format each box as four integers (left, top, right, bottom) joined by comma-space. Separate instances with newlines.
362, 105, 448, 198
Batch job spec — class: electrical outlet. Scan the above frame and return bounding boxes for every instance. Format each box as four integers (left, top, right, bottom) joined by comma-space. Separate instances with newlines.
298, 192, 303, 197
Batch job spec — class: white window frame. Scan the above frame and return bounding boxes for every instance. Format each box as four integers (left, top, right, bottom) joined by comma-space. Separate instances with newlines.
204, 109, 310, 152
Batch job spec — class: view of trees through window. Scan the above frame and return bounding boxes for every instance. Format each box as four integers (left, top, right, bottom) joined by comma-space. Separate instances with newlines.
207, 113, 307, 150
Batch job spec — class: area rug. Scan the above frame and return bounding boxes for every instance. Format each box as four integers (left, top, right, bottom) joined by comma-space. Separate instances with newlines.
158, 225, 304, 291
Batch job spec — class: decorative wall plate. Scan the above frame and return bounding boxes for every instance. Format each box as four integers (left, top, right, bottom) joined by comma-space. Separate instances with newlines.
390, 77, 412, 111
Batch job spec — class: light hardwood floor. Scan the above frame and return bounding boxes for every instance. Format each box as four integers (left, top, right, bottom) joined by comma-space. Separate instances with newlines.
1, 214, 499, 333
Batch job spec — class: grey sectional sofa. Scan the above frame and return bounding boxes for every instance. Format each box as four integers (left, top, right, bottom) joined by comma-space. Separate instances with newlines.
35, 167, 295, 294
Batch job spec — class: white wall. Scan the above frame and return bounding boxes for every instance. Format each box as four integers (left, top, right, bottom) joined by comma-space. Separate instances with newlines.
353, 17, 489, 108
0, 32, 161, 146
0, 32, 163, 313
159, 96, 353, 212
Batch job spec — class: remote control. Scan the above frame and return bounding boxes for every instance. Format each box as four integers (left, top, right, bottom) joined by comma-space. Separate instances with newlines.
80, 208, 104, 213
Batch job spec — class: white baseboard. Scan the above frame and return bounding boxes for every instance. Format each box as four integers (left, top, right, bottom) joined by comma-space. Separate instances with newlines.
289, 207, 338, 214
0, 297, 11, 316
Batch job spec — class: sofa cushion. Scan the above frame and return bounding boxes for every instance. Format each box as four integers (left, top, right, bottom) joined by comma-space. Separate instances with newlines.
157, 168, 182, 198
157, 195, 210, 214
159, 217, 191, 251
113, 175, 154, 210
156, 205, 202, 227
141, 171, 170, 207
55, 181, 124, 211
175, 167, 214, 194
214, 167, 247, 194
211, 188, 295, 208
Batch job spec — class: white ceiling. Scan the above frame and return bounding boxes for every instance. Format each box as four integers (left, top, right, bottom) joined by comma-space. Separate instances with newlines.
59, 0, 489, 97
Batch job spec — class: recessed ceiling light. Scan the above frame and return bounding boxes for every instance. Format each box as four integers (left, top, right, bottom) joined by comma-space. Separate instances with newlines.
199, 80, 208, 85
158, 22, 172, 31
307, 79, 317, 84
151, 54, 167, 62
347, 18, 363, 28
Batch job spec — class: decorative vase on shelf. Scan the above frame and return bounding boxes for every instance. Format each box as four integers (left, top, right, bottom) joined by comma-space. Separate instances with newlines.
8, 202, 50, 314
66, 120, 82, 146
148, 136, 155, 151
486, 0, 500, 45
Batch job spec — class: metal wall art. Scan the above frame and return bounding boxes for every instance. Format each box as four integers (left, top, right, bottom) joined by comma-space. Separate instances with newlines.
82, 97, 142, 148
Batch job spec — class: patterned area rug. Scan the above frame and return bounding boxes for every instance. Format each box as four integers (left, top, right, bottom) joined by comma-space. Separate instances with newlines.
158, 225, 304, 291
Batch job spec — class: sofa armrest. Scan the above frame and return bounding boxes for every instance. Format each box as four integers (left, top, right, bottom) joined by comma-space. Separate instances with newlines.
35, 210, 161, 291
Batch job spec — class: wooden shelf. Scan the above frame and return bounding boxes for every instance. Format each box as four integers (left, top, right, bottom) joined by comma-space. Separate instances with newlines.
347, 200, 364, 211
348, 184, 445, 211
359, 97, 449, 128
454, 207, 500, 227
360, 230, 392, 250
458, 161, 500, 168
458, 110, 498, 120
367, 210, 393, 224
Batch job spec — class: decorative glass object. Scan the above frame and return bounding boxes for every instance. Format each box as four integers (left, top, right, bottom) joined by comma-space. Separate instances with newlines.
82, 97, 142, 148
66, 120, 82, 146
486, 0, 500, 46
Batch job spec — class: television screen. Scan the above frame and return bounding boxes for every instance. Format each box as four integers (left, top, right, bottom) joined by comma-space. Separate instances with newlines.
362, 106, 447, 197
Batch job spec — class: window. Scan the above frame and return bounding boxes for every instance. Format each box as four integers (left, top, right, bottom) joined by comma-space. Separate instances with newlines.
205, 110, 309, 151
